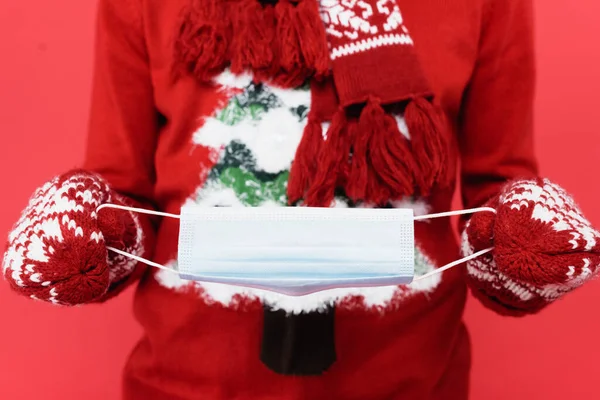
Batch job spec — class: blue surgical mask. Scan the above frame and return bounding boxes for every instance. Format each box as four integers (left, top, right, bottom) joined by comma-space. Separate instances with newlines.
97, 203, 494, 296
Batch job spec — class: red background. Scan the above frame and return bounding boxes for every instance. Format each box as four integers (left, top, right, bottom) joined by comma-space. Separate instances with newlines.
1, 1, 599, 399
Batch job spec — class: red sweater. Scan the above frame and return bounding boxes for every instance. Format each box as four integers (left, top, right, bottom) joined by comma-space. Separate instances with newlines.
83, 0, 538, 398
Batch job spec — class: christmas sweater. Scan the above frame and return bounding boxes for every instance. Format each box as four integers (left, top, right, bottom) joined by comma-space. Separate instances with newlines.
4, 0, 540, 399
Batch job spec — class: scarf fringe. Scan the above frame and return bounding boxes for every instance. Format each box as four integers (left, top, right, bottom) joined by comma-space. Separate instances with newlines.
359, 98, 418, 203
404, 97, 450, 193
272, 0, 307, 87
253, 5, 279, 81
296, 99, 438, 208
345, 117, 370, 202
173, 0, 230, 82
294, 0, 330, 80
336, 120, 356, 192
175, 0, 327, 86
304, 110, 348, 207
230, 0, 275, 75
288, 117, 324, 205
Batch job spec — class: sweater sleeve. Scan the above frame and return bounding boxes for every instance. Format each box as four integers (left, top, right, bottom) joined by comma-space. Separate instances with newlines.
83, 0, 159, 300
457, 0, 539, 210
457, 0, 544, 315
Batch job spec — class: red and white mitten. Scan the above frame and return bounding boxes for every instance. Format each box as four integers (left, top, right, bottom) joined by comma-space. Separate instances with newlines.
462, 178, 600, 315
2, 170, 145, 305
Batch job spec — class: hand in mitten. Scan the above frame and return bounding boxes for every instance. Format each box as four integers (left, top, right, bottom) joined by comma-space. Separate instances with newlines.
2, 170, 146, 305
462, 178, 600, 316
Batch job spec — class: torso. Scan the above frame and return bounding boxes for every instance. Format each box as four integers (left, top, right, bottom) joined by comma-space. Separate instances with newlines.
123, 1, 485, 398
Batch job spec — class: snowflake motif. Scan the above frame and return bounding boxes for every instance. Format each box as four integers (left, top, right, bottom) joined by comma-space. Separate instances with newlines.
3, 173, 145, 305
463, 179, 600, 305
321, 0, 409, 39
501, 179, 598, 252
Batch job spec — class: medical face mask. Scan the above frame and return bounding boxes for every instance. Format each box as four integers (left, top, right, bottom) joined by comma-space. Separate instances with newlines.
97, 203, 495, 296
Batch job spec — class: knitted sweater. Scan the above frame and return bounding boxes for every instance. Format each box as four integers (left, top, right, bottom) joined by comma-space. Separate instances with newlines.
8, 0, 540, 398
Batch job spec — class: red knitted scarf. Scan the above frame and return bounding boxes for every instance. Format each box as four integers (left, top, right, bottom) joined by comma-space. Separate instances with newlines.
174, 0, 451, 207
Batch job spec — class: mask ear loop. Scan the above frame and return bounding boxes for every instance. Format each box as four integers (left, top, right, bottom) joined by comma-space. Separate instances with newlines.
96, 203, 181, 274
412, 207, 497, 282
96, 203, 181, 219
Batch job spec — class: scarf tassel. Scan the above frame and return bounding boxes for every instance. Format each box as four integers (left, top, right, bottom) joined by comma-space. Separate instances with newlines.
345, 118, 370, 203
359, 98, 419, 204
293, 0, 331, 79
304, 110, 348, 207
273, 0, 304, 87
230, 0, 275, 75
175, 0, 329, 86
173, 0, 231, 82
273, 0, 326, 87
296, 99, 437, 207
404, 97, 451, 194
335, 121, 356, 195
287, 117, 324, 205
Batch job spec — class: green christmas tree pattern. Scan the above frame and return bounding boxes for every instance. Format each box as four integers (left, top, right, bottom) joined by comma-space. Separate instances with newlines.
202, 81, 309, 207
158, 75, 444, 304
